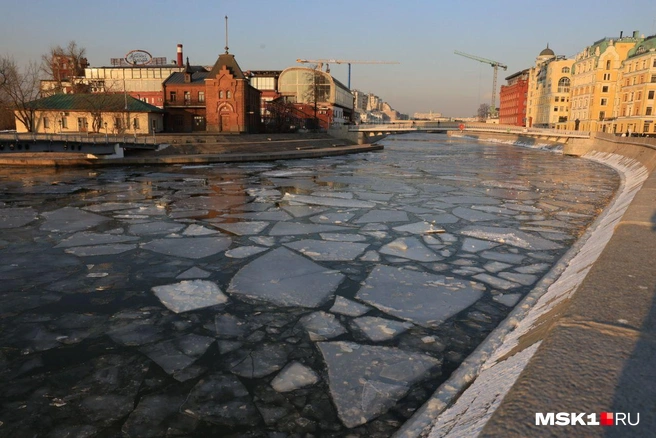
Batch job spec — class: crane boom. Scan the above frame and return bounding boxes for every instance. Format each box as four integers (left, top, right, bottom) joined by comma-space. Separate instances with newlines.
454, 50, 508, 118
296, 59, 400, 89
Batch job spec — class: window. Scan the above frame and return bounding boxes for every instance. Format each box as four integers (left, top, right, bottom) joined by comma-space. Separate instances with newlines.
557, 77, 570, 93
604, 73, 611, 81
219, 90, 224, 99
649, 91, 655, 100
647, 107, 653, 116
114, 117, 122, 129
599, 111, 605, 120
562, 67, 570, 73
61, 117, 68, 129
602, 85, 609, 93
555, 96, 559, 102
606, 60, 611, 70
43, 117, 49, 129
554, 107, 558, 112
645, 122, 651, 133
170, 91, 176, 102
133, 118, 140, 129
653, 59, 656, 68
184, 91, 190, 103
601, 98, 607, 106
198, 91, 205, 102
227, 91, 232, 99
651, 75, 656, 83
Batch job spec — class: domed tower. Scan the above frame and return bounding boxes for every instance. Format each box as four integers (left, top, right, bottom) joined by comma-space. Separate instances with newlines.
537, 44, 556, 63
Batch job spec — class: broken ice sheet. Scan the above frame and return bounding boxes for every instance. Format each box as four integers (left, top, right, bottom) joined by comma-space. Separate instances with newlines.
141, 236, 232, 259
182, 224, 220, 236
317, 341, 440, 428
225, 245, 268, 259
459, 226, 562, 250
300, 311, 347, 341
352, 316, 413, 342
320, 232, 367, 242
330, 296, 370, 317
140, 334, 214, 379
473, 273, 521, 290
268, 221, 345, 236
380, 237, 441, 262
309, 211, 355, 224
284, 239, 369, 261
64, 243, 137, 257
228, 247, 344, 308
283, 193, 376, 208
176, 267, 211, 279
40, 207, 110, 233
215, 221, 269, 236
182, 373, 260, 426
0, 207, 38, 228
393, 221, 445, 235
128, 221, 185, 236
152, 280, 228, 313
229, 343, 291, 378
355, 209, 409, 223
461, 237, 500, 253
356, 265, 484, 327
271, 361, 320, 393
55, 231, 139, 248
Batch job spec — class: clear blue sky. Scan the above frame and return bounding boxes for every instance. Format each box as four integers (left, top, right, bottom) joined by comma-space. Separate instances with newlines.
2, 0, 656, 117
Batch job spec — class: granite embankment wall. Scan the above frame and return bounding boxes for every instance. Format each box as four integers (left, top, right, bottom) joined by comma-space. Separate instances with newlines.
398, 132, 656, 437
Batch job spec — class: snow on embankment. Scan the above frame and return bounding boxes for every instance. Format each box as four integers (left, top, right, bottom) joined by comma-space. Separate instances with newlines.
395, 150, 649, 438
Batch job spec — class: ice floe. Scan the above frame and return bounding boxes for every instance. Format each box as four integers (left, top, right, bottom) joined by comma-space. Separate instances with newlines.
152, 280, 228, 313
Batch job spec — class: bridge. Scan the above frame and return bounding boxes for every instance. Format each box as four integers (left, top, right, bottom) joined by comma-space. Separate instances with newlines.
348, 121, 590, 140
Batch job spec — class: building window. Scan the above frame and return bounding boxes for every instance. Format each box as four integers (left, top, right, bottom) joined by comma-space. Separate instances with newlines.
170, 91, 176, 102
652, 75, 656, 83
602, 85, 609, 93
554, 107, 558, 112
61, 117, 68, 129
606, 60, 611, 70
601, 98, 607, 106
219, 90, 224, 99
184, 91, 190, 103
561, 67, 570, 73
198, 91, 205, 102
645, 122, 651, 133
114, 117, 122, 129
647, 107, 653, 116
227, 91, 232, 99
649, 90, 655, 100
557, 77, 570, 93
133, 118, 139, 129
43, 117, 49, 129
604, 73, 611, 81
599, 111, 605, 120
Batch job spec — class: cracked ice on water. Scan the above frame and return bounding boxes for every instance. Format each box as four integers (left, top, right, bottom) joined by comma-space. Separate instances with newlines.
0, 134, 620, 437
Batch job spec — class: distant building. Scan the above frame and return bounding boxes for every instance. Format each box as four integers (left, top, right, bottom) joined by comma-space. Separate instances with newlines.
413, 111, 442, 121
247, 70, 283, 121
352, 90, 368, 111
526, 45, 574, 128
15, 94, 163, 134
568, 32, 642, 132
162, 59, 210, 132
499, 69, 529, 126
204, 51, 261, 133
606, 34, 656, 135
277, 67, 354, 129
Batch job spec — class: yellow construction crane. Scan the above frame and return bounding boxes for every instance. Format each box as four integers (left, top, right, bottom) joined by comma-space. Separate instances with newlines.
454, 50, 507, 118
295, 59, 400, 89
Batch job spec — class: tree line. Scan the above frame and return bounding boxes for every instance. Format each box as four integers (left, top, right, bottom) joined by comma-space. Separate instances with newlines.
0, 41, 86, 131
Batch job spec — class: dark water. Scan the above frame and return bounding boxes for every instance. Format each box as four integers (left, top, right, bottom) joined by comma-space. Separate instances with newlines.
0, 135, 618, 437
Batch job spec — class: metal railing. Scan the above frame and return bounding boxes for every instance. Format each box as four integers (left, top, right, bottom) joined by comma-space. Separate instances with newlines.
0, 132, 161, 147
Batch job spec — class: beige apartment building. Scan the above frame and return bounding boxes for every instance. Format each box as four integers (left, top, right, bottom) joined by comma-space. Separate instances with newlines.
613, 35, 656, 135
568, 32, 642, 132
526, 46, 574, 128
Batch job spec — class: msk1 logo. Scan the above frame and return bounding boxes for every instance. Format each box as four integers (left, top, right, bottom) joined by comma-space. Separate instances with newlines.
535, 412, 640, 426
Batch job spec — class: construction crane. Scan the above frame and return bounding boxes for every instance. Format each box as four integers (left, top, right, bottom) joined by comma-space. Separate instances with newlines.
454, 50, 507, 118
295, 59, 400, 89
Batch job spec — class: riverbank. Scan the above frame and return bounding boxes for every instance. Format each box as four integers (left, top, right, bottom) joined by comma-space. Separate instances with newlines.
408, 132, 656, 437
0, 133, 383, 167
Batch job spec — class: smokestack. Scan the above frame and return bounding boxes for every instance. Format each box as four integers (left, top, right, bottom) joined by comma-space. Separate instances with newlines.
620, 31, 623, 38
177, 44, 183, 67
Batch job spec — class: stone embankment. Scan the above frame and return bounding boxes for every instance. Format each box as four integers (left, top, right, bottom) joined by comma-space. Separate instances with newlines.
400, 131, 656, 437
0, 133, 383, 167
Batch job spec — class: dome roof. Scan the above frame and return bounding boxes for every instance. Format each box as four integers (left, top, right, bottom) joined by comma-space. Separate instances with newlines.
539, 45, 555, 57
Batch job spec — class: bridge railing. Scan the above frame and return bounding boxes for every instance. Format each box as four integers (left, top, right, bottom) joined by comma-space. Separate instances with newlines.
349, 122, 590, 138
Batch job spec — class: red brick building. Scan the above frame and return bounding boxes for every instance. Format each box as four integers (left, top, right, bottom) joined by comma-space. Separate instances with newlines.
499, 69, 529, 126
205, 52, 261, 133
162, 59, 209, 132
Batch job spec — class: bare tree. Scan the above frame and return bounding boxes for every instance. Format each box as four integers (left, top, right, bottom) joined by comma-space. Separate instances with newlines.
477, 103, 490, 121
41, 41, 88, 94
0, 56, 41, 132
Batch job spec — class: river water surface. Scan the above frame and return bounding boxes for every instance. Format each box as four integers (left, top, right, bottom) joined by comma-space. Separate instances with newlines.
0, 134, 618, 437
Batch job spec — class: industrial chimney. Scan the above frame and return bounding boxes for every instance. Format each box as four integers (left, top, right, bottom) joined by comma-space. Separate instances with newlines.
177, 44, 183, 66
